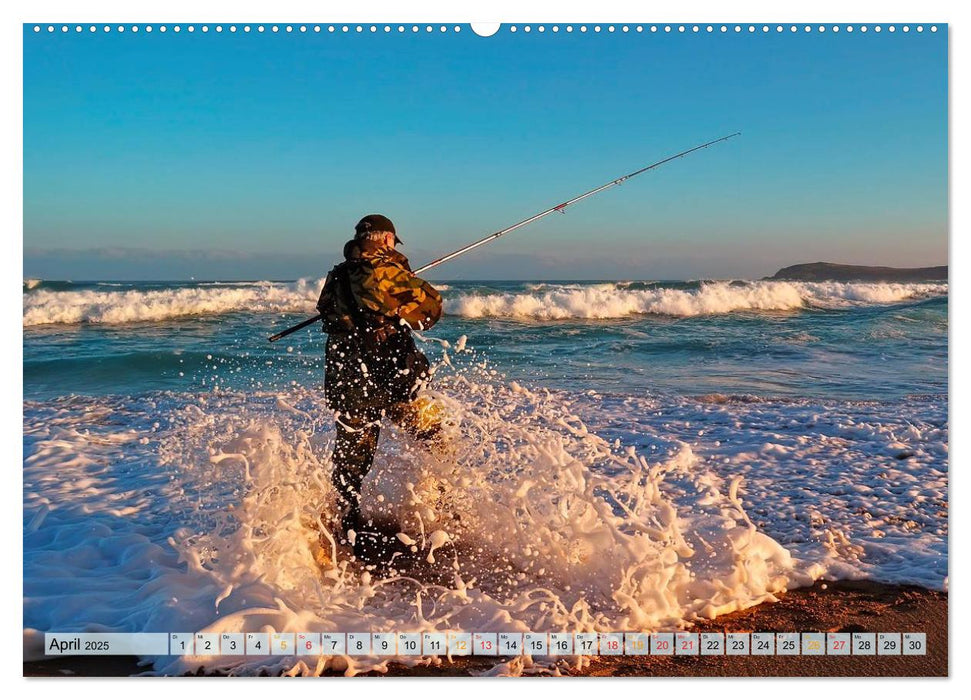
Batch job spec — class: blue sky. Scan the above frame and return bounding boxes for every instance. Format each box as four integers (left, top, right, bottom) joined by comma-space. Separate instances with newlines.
24, 25, 947, 280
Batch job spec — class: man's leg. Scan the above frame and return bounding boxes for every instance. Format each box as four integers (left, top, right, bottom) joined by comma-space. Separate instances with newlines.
331, 413, 380, 541
387, 396, 446, 452
388, 397, 460, 530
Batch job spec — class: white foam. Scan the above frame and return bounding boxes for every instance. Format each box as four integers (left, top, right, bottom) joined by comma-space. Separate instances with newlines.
595, 393, 948, 592
23, 373, 825, 675
22, 278, 326, 326
446, 281, 947, 320
23, 344, 947, 675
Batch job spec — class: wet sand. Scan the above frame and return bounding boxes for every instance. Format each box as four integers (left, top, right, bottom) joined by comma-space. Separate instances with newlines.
24, 580, 947, 677
575, 580, 947, 677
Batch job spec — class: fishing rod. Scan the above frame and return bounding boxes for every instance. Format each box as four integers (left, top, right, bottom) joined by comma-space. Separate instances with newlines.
267, 132, 740, 343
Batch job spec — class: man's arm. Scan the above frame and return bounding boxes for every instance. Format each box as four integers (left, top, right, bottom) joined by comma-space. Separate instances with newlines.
390, 275, 443, 330
315, 272, 335, 314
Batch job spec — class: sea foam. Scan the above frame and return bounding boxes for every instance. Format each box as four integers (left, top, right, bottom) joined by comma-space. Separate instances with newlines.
23, 342, 947, 674
23, 370, 826, 675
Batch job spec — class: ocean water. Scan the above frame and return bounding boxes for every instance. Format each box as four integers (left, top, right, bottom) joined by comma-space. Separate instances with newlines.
23, 278, 948, 675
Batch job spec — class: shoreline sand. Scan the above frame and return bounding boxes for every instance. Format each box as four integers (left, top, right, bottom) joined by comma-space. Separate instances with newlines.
24, 580, 947, 678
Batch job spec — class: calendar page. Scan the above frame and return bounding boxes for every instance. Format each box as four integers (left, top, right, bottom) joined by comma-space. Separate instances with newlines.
20, 2, 949, 682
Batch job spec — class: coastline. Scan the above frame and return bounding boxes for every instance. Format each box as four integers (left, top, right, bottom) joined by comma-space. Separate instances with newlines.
23, 580, 947, 678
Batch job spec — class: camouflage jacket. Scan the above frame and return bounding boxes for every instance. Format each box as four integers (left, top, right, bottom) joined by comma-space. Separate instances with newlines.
316, 238, 443, 335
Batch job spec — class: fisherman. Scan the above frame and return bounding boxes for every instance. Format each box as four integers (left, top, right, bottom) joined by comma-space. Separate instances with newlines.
316, 214, 444, 556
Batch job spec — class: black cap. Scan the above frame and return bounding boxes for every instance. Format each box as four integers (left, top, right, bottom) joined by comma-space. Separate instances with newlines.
355, 214, 401, 244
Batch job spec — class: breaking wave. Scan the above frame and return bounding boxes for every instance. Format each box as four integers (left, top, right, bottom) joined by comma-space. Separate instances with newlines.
22, 279, 947, 327
23, 278, 326, 326
446, 281, 948, 320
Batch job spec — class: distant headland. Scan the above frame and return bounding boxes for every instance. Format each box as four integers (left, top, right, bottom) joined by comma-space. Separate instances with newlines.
767, 262, 947, 283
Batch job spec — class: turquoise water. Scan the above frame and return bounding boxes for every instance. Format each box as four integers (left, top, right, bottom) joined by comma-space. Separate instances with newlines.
23, 279, 947, 402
